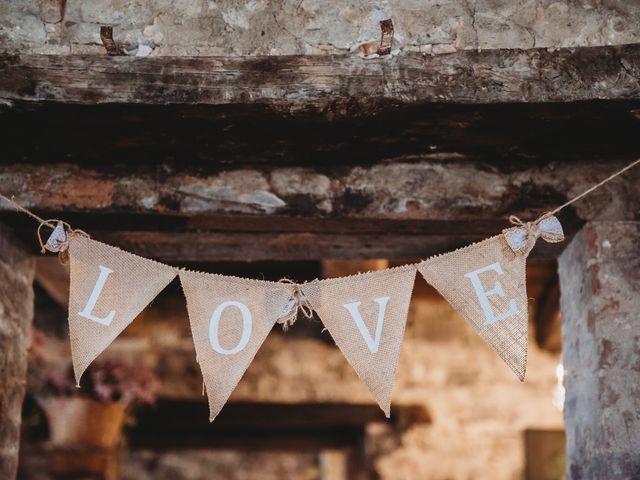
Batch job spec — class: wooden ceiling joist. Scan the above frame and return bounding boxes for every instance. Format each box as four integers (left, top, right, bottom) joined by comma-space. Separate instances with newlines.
1, 159, 638, 260
1, 45, 639, 109
129, 401, 430, 450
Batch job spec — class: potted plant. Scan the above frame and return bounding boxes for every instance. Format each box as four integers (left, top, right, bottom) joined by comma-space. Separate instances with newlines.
27, 329, 158, 476
39, 359, 158, 449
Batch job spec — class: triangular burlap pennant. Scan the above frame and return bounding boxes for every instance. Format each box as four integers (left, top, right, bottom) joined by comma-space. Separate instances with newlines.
418, 235, 529, 380
68, 235, 177, 385
303, 266, 416, 416
179, 271, 293, 421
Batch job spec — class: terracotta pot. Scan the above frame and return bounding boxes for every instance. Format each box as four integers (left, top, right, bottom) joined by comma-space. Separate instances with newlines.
41, 397, 126, 449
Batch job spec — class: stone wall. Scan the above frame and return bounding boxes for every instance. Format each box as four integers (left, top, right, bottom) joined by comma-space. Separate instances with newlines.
0, 226, 35, 480
1, 0, 639, 56
125, 450, 320, 480
559, 222, 640, 479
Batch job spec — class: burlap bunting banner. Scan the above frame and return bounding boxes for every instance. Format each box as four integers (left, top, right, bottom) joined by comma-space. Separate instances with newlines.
179, 270, 294, 421
59, 214, 566, 417
303, 266, 416, 416
418, 235, 530, 380
68, 235, 177, 385
7, 157, 634, 423
64, 220, 562, 417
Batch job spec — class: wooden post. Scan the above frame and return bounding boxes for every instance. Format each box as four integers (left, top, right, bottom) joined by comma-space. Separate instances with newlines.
0, 224, 34, 479
558, 222, 640, 479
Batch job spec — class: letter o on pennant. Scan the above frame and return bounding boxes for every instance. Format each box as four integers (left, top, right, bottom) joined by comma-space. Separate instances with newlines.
209, 301, 252, 355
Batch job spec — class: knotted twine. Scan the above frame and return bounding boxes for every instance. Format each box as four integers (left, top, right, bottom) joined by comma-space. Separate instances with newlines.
276, 278, 314, 331
0, 193, 89, 264
500, 158, 640, 254
37, 220, 90, 264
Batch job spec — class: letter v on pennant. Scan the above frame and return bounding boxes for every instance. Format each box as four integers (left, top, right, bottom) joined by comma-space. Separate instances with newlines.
303, 267, 416, 417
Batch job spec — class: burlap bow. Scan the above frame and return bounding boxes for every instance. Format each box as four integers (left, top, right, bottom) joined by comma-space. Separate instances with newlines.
502, 214, 564, 255
40, 221, 68, 253
38, 220, 90, 264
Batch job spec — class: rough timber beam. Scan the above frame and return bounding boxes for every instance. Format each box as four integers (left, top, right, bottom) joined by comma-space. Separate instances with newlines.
0, 160, 638, 261
1, 45, 639, 110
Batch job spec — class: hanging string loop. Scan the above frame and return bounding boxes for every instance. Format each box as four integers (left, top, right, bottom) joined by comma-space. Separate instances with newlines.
35, 219, 90, 263
0, 193, 89, 263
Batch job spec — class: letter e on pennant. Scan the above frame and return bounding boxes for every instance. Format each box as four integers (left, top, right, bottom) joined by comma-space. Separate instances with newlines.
417, 236, 529, 381
464, 262, 518, 325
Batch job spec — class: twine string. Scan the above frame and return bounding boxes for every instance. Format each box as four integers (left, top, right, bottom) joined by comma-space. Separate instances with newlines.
506, 214, 543, 254
506, 158, 640, 226
508, 215, 526, 227
546, 158, 640, 217
0, 193, 57, 229
508, 215, 540, 235
0, 193, 89, 260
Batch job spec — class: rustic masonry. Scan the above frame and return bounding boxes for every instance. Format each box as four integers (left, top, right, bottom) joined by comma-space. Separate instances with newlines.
559, 222, 640, 479
0, 159, 638, 262
1, 1, 640, 478
0, 225, 34, 479
1, 0, 639, 56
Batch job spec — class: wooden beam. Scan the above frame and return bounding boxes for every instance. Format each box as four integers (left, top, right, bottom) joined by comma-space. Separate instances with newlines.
128, 401, 429, 450
89, 230, 565, 261
1, 160, 636, 221
1, 45, 639, 110
0, 101, 638, 167
2, 158, 637, 259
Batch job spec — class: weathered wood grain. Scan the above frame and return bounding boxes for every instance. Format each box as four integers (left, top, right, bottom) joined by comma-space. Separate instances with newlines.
128, 401, 429, 450
87, 230, 565, 261
0, 160, 635, 222
1, 45, 639, 111
2, 159, 637, 260
1, 101, 639, 168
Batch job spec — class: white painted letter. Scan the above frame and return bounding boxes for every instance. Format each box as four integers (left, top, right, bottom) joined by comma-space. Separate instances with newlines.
464, 262, 518, 325
343, 296, 390, 353
78, 265, 116, 326
209, 301, 252, 355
